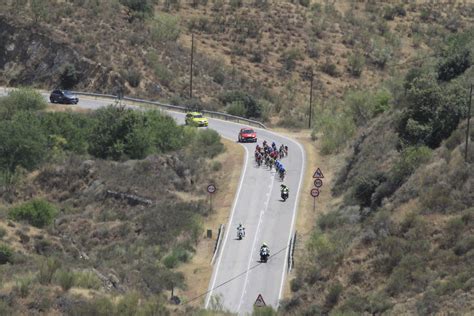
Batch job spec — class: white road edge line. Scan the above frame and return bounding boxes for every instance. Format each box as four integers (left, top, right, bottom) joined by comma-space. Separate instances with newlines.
276, 137, 306, 307
237, 175, 275, 312
204, 143, 249, 308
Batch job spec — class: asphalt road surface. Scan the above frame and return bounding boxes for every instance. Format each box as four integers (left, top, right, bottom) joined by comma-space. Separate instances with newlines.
0, 89, 305, 314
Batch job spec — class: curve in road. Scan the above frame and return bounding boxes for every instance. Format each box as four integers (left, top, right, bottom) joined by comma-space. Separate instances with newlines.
0, 89, 305, 314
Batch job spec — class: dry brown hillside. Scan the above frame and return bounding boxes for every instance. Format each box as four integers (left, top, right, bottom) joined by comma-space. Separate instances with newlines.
1, 1, 472, 125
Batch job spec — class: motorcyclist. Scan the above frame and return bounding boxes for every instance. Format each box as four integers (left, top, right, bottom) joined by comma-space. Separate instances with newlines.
260, 242, 269, 254
237, 223, 245, 238
281, 184, 289, 195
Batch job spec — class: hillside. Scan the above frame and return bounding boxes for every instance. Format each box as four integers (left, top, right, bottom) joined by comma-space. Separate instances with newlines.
0, 1, 473, 315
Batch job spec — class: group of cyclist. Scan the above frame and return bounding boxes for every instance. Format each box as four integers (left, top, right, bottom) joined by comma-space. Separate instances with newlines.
236, 141, 291, 262
254, 140, 288, 180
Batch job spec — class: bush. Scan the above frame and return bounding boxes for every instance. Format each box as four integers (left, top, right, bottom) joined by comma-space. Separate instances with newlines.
345, 89, 391, 126
0, 244, 13, 264
321, 58, 339, 77
56, 269, 75, 291
14, 275, 32, 298
391, 146, 432, 185
88, 107, 184, 160
226, 101, 246, 117
353, 172, 386, 207
150, 13, 180, 42
325, 282, 343, 307
437, 49, 471, 82
398, 75, 468, 148
0, 88, 47, 119
280, 49, 303, 71
60, 63, 79, 89
317, 211, 347, 231
74, 270, 102, 290
314, 109, 356, 155
120, 0, 153, 18
38, 258, 61, 285
9, 199, 57, 228
218, 91, 262, 119
124, 69, 141, 87
0, 111, 48, 172
348, 52, 365, 77
163, 254, 178, 269
454, 236, 474, 256
0, 227, 6, 239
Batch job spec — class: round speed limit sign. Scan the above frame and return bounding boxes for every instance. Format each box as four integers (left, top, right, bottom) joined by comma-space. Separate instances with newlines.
207, 184, 216, 194
310, 188, 320, 198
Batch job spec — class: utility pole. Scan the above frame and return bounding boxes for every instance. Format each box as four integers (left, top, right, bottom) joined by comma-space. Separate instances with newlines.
190, 33, 194, 99
465, 83, 473, 162
309, 70, 314, 129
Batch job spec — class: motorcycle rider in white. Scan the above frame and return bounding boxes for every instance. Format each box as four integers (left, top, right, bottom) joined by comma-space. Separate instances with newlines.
237, 223, 246, 238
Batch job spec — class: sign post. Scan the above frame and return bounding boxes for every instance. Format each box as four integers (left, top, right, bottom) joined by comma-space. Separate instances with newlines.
207, 184, 216, 211
310, 188, 319, 212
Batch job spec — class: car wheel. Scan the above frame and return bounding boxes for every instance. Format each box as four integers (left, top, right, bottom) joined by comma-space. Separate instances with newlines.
50, 98, 55, 103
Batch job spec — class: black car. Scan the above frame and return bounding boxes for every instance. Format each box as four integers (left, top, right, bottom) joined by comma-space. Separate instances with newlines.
49, 90, 79, 104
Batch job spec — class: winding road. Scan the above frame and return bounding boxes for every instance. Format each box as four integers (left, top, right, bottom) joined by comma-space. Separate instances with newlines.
0, 89, 306, 314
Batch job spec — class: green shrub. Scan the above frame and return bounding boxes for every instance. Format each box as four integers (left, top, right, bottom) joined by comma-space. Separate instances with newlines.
0, 244, 13, 264
60, 63, 79, 89
88, 107, 184, 160
353, 172, 386, 208
0, 111, 48, 172
226, 101, 246, 117
416, 289, 439, 315
0, 88, 47, 119
14, 275, 33, 298
325, 282, 343, 307
218, 91, 262, 119
348, 52, 365, 77
317, 211, 347, 231
56, 269, 75, 291
398, 75, 468, 148
314, 109, 356, 154
280, 49, 303, 71
290, 277, 302, 292
117, 292, 139, 316
321, 58, 339, 77
74, 270, 102, 290
349, 270, 364, 285
454, 236, 474, 256
0, 227, 6, 239
9, 199, 57, 228
39, 111, 92, 154
391, 146, 432, 185
120, 0, 153, 19
151, 13, 180, 42
38, 258, 61, 285
192, 129, 224, 159
437, 49, 471, 82
163, 254, 178, 269
345, 89, 391, 126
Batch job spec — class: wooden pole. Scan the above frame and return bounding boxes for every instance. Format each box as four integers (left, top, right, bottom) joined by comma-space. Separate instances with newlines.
465, 84, 473, 162
309, 70, 313, 129
190, 34, 194, 99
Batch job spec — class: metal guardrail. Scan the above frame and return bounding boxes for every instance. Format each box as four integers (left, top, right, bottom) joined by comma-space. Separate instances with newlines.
71, 91, 267, 129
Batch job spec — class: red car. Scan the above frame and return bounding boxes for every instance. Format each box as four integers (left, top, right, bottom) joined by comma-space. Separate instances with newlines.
238, 127, 257, 143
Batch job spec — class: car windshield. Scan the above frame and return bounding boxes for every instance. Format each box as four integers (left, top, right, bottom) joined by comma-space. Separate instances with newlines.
64, 91, 75, 96
243, 129, 254, 134
193, 114, 203, 118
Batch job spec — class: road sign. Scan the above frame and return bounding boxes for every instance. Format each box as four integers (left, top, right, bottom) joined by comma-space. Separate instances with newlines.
310, 188, 320, 197
314, 178, 323, 188
313, 168, 324, 178
207, 184, 216, 194
254, 294, 266, 307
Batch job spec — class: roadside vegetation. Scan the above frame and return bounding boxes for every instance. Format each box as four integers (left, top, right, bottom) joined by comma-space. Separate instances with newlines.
287, 25, 474, 316
0, 88, 225, 314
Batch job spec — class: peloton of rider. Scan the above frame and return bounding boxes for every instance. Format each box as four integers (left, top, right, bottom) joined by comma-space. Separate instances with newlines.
272, 142, 277, 151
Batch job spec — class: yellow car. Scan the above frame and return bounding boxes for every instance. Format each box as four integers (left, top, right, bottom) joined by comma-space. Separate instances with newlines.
185, 112, 208, 127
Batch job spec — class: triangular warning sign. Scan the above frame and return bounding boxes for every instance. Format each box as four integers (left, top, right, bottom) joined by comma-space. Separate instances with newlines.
313, 168, 324, 178
254, 294, 266, 307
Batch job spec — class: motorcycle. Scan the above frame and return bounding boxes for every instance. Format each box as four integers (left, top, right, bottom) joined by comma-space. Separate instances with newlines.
281, 190, 289, 202
260, 247, 270, 263
237, 228, 245, 240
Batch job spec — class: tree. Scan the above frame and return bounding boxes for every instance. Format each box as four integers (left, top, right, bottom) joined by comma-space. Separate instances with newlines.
60, 64, 79, 89
0, 112, 47, 172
